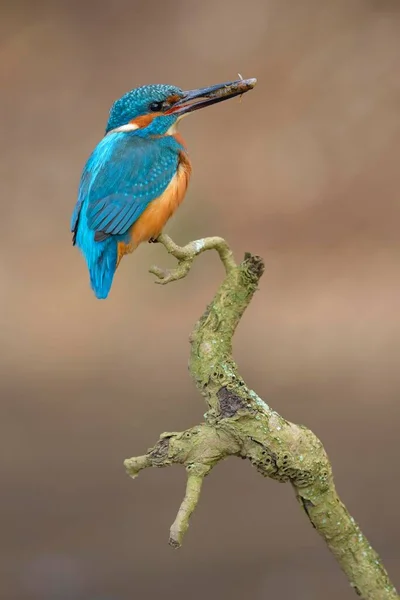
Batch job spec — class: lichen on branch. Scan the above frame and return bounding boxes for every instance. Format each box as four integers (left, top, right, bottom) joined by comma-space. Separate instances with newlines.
124, 234, 398, 600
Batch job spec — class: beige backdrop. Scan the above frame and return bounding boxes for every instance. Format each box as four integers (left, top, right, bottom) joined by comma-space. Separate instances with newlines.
1, 0, 399, 598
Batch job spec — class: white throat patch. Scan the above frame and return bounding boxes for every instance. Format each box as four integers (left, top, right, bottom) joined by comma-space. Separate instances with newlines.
108, 122, 139, 134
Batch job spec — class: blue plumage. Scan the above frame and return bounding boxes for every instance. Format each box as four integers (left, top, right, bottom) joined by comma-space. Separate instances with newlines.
72, 131, 183, 299
72, 134, 124, 299
86, 133, 180, 237
71, 78, 257, 299
71, 84, 189, 299
105, 84, 183, 132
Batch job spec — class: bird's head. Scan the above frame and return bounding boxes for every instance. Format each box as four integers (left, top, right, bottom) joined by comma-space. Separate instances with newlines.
105, 78, 257, 136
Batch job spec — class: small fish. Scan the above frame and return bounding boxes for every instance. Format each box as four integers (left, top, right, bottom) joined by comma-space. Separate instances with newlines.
203, 77, 256, 102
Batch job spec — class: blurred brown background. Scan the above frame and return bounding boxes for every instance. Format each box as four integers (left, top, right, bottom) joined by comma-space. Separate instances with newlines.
1, 0, 399, 598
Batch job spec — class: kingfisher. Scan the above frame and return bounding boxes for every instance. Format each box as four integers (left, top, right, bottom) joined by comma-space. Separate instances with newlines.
71, 77, 257, 299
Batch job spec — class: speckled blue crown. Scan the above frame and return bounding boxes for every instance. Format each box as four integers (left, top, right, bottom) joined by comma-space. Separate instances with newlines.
106, 84, 184, 132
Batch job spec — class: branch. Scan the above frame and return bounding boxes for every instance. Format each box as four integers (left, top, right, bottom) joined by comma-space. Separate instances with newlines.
169, 463, 211, 548
149, 233, 236, 283
124, 235, 398, 600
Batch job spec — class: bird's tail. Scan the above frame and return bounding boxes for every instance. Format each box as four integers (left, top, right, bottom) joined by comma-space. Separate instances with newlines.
73, 205, 120, 299
87, 238, 118, 299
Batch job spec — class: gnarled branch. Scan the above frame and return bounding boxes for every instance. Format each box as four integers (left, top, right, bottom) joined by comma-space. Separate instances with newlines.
124, 234, 398, 600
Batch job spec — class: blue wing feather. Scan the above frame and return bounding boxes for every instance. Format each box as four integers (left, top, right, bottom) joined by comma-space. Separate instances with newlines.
85, 134, 179, 236
71, 131, 182, 299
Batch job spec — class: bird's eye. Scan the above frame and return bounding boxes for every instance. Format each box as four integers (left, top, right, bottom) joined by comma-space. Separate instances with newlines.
149, 101, 163, 112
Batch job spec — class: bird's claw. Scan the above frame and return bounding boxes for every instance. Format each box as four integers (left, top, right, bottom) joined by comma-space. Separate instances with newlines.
153, 268, 179, 285
149, 260, 191, 285
148, 237, 159, 244
149, 265, 175, 284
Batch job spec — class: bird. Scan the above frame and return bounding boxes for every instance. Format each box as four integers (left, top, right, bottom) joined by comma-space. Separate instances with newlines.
71, 77, 257, 299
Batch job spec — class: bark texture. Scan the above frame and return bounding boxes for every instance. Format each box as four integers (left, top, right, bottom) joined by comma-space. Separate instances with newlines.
124, 234, 398, 600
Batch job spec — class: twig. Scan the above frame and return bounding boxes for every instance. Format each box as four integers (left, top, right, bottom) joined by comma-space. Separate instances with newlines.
169, 464, 211, 548
124, 235, 398, 600
149, 233, 236, 283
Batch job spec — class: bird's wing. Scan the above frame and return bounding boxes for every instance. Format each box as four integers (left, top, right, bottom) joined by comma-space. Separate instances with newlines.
71, 169, 91, 244
72, 133, 179, 240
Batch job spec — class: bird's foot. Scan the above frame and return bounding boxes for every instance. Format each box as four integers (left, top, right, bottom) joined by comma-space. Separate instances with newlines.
148, 237, 159, 244
148, 234, 236, 285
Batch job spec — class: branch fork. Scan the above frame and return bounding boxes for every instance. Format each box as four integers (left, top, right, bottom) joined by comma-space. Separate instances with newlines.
124, 234, 398, 600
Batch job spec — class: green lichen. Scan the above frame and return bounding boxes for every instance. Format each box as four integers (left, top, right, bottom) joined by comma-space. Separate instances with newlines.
124, 235, 398, 600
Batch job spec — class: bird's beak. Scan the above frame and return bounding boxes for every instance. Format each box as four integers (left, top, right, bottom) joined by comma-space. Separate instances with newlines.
165, 78, 257, 116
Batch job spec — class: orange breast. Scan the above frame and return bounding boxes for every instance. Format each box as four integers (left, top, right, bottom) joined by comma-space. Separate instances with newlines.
116, 152, 192, 266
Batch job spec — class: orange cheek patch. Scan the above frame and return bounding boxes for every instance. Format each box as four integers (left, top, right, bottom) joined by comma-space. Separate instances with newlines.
130, 112, 163, 128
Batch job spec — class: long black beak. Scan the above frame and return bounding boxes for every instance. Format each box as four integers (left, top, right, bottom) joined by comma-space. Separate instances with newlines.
166, 78, 257, 116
